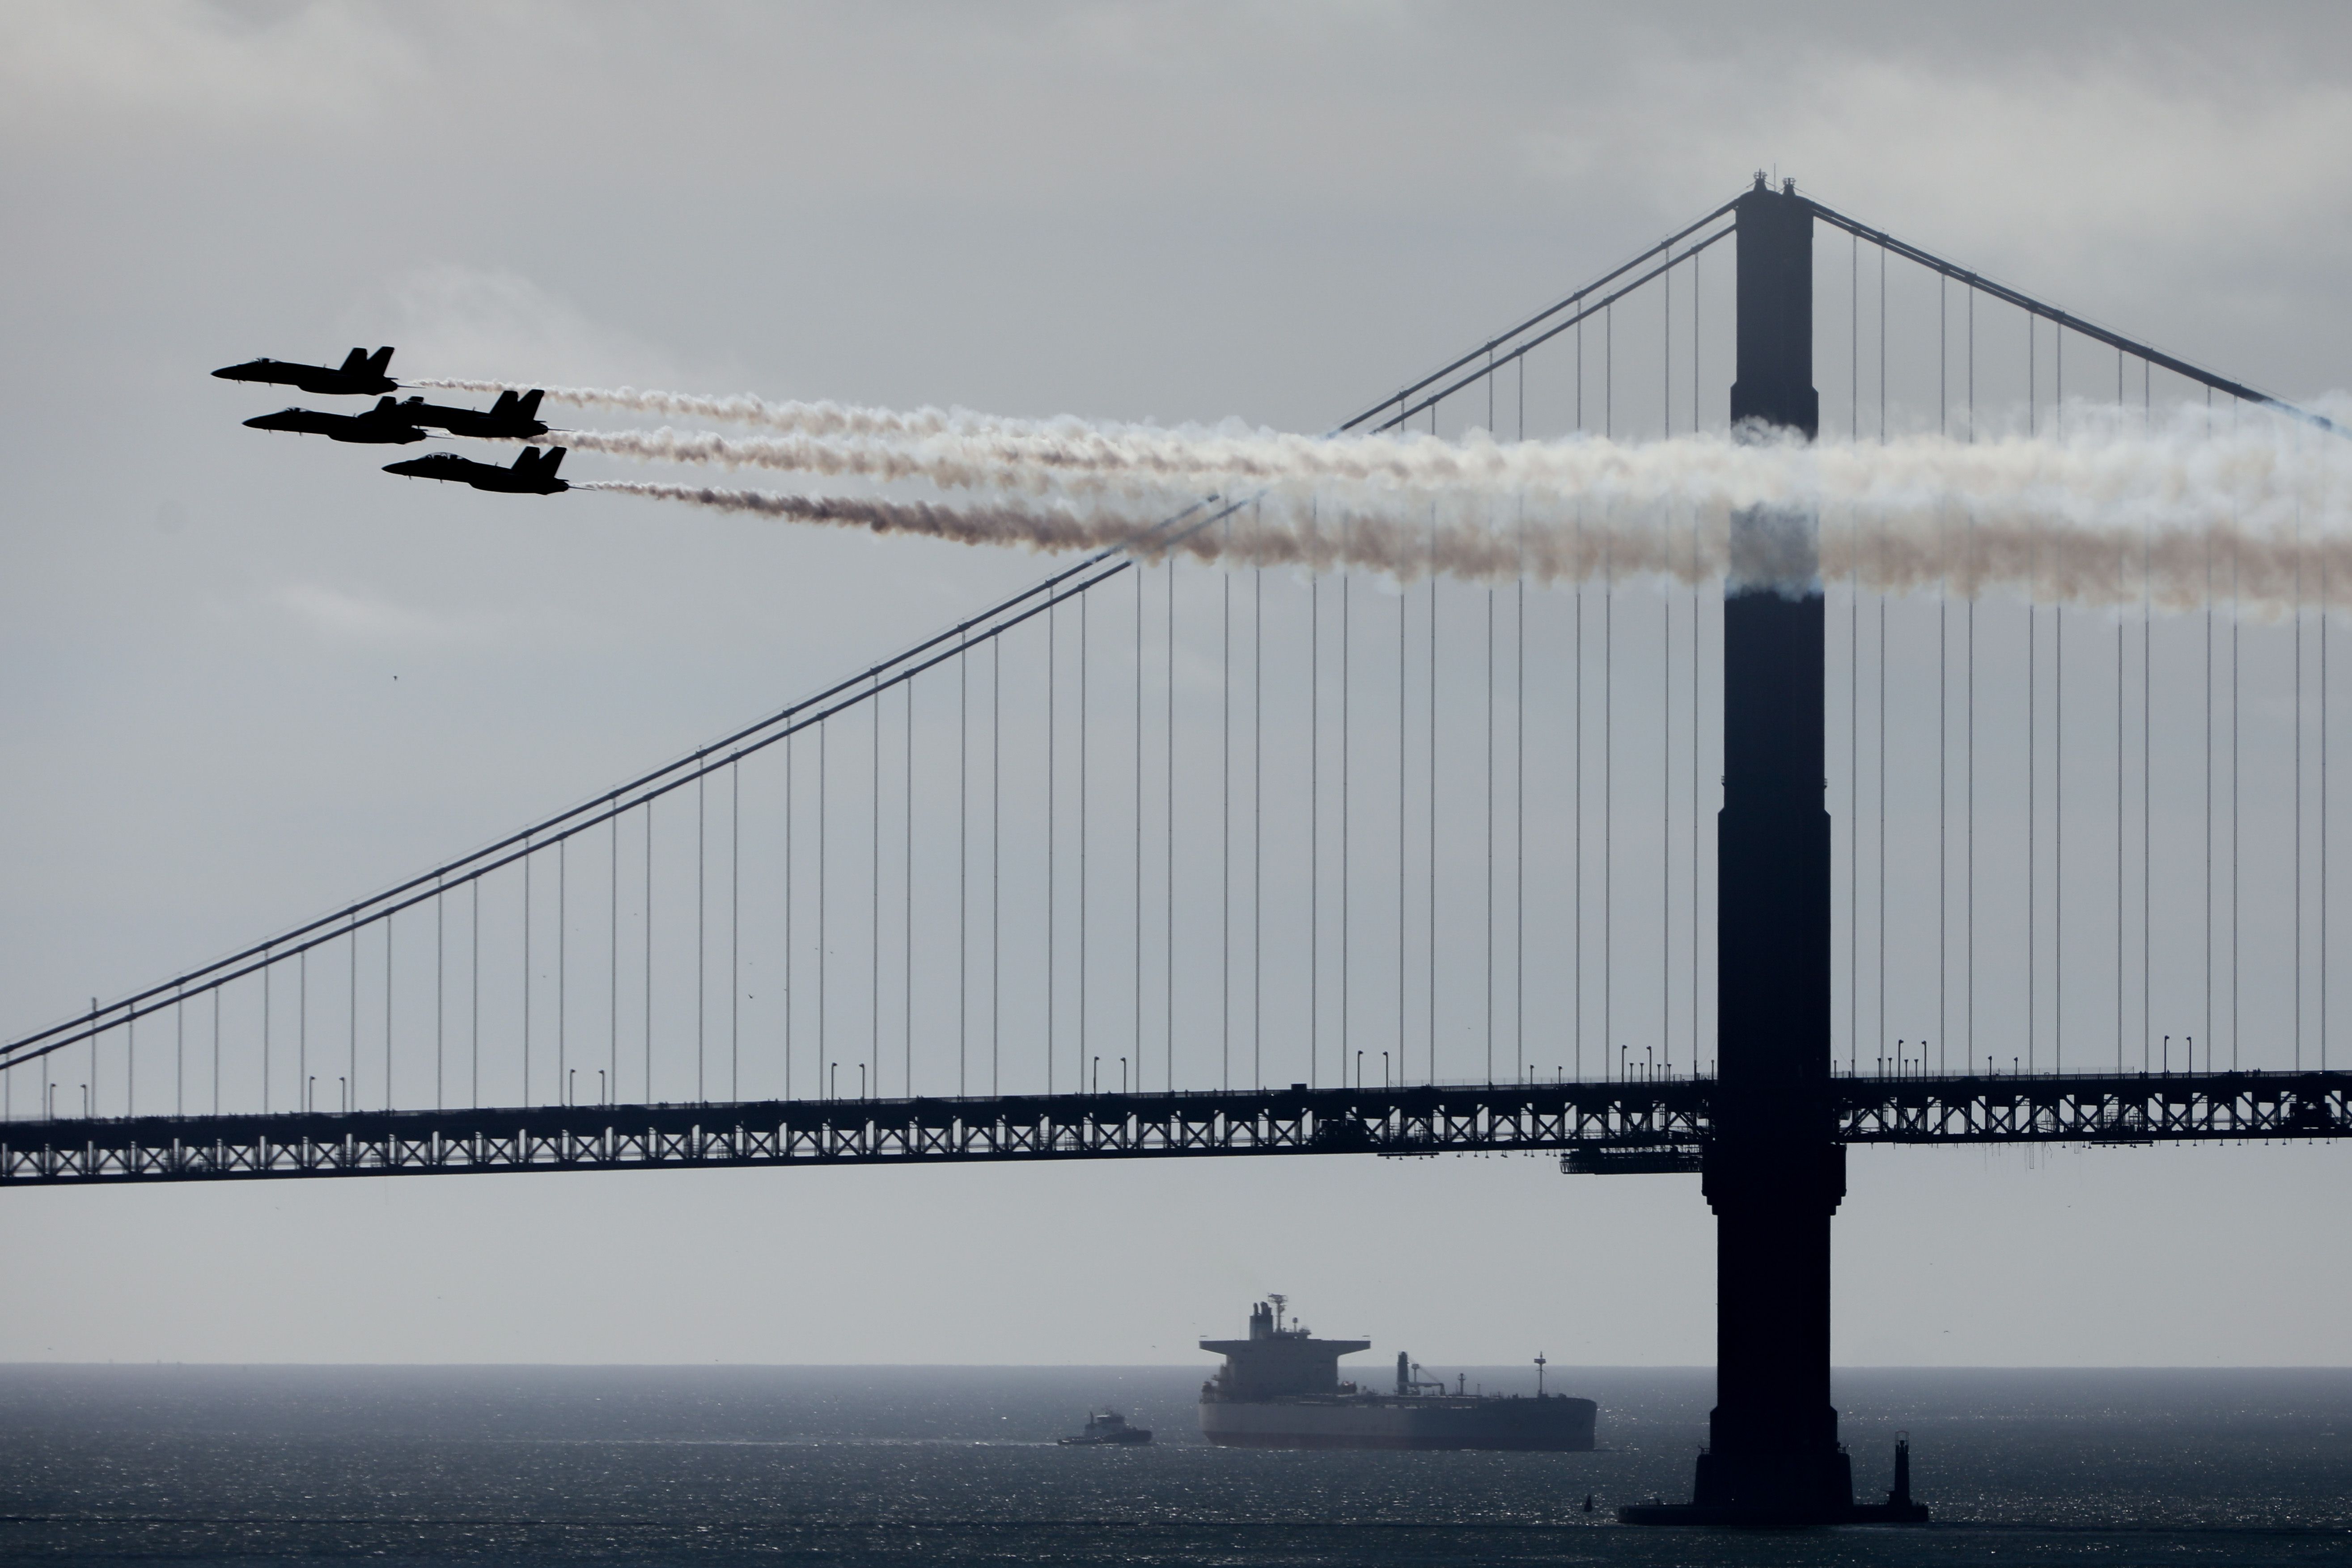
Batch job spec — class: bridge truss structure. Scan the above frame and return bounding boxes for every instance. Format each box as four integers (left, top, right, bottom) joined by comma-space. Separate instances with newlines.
6, 1067, 2343, 1186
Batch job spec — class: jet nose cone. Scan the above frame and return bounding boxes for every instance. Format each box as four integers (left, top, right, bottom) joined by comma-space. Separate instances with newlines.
212, 366, 242, 379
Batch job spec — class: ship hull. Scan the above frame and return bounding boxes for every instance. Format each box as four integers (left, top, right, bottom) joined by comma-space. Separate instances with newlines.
1199, 1395, 1595, 1452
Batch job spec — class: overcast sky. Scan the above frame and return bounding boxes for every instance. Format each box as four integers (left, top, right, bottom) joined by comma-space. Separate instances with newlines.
2, 1, 2348, 1369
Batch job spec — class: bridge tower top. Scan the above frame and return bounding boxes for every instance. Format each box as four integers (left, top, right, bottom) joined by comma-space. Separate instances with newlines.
1729, 174, 1818, 440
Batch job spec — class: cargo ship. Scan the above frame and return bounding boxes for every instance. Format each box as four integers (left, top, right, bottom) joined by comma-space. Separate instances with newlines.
1197, 1297, 1596, 1451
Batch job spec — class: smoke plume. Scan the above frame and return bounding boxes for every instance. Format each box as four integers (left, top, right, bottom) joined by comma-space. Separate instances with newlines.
429, 373, 2351, 615
576, 448, 2352, 619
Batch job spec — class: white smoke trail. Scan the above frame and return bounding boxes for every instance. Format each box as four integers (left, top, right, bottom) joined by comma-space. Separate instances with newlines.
426, 368, 2350, 614
575, 452, 2352, 618
534, 407, 2350, 530
409, 379, 1004, 441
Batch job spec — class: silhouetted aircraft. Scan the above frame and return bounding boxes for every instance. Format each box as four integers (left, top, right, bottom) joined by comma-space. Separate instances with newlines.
212, 347, 397, 397
392, 388, 549, 439
243, 397, 427, 445
382, 446, 569, 494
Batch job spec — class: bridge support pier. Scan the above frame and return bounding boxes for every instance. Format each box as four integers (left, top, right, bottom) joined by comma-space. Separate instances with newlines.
1623, 175, 1924, 1528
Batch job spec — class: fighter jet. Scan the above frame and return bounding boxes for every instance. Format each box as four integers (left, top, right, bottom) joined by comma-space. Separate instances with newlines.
243, 396, 428, 445
382, 446, 569, 494
212, 347, 397, 397
390, 388, 550, 440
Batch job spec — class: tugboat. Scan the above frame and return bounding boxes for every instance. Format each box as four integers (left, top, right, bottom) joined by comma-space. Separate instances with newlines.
1058, 1408, 1153, 1446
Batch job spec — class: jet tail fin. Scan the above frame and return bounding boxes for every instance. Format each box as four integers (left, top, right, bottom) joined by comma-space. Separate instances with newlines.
367, 347, 394, 376
542, 445, 566, 475
490, 390, 517, 415
518, 389, 544, 420
339, 348, 369, 373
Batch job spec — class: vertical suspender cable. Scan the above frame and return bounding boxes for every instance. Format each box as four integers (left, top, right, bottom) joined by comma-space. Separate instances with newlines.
1605, 538, 1614, 1077
1487, 579, 1497, 1083
1398, 565, 1407, 1082
1428, 554, 1437, 1081
904, 686, 913, 1096
384, 913, 393, 1109
2204, 405, 2214, 1074
1137, 559, 1147, 1089
784, 741, 794, 1098
1044, 602, 1054, 1090
995, 640, 1004, 1094
1048, 602, 1058, 1093
1224, 547, 1233, 1090
473, 882, 481, 1108
819, 724, 828, 1089
1255, 554, 1264, 1089
1083, 591, 1092, 1089
2056, 605, 2064, 1075
1852, 528, 1860, 1072
433, 890, 442, 1110
872, 681, 882, 1097
698, 765, 705, 1103
559, 839, 568, 1101
959, 636, 969, 1096
1342, 545, 1351, 1082
1663, 591, 1672, 1073
1518, 367, 1528, 1083
522, 845, 531, 1105
1165, 561, 1174, 1089
616, 804, 625, 1100
1310, 519, 1320, 1088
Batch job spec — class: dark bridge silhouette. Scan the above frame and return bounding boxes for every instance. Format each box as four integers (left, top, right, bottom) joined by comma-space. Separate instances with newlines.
8, 174, 2348, 1525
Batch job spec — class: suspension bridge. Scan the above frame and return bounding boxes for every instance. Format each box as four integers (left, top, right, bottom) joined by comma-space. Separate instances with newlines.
5, 174, 2347, 1522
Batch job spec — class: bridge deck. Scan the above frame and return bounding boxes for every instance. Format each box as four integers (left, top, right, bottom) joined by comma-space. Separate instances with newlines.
2, 1071, 2344, 1186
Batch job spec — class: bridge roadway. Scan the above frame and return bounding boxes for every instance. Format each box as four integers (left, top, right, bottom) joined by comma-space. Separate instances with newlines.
2, 1069, 2345, 1186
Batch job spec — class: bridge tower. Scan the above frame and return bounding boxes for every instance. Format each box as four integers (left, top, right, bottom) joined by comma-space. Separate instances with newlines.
1630, 174, 1914, 1526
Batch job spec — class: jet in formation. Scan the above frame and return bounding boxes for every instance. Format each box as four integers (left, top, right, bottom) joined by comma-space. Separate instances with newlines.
213, 346, 397, 398
243, 396, 428, 445
390, 388, 549, 440
383, 446, 570, 494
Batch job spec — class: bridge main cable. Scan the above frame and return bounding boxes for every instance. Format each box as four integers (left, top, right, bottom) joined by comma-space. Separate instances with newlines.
1803, 197, 2344, 437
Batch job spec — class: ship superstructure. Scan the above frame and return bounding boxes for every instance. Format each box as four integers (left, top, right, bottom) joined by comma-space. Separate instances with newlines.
1197, 1297, 1595, 1452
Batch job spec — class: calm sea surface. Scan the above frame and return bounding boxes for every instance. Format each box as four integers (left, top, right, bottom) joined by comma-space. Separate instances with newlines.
0, 1365, 2345, 1565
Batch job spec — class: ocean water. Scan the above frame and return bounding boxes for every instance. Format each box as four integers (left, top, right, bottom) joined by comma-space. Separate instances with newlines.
0, 1365, 2345, 1564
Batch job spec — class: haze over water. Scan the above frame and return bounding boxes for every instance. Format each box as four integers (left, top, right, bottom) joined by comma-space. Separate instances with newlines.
3, 1365, 2344, 1564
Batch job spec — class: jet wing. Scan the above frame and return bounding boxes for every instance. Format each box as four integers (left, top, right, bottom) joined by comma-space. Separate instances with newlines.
213, 346, 397, 397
